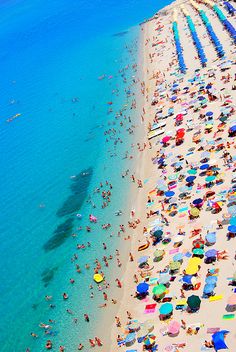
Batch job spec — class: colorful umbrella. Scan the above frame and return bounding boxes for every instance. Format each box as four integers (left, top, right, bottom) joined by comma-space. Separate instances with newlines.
187, 295, 201, 309
205, 249, 217, 257
228, 225, 236, 233
168, 321, 181, 335
152, 284, 166, 295
193, 248, 204, 255
159, 303, 173, 315
169, 261, 181, 270
137, 282, 149, 294
190, 207, 200, 217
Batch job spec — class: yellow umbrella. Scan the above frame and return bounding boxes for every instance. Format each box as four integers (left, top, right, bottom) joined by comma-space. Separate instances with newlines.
186, 265, 199, 275
188, 257, 202, 266
190, 207, 200, 217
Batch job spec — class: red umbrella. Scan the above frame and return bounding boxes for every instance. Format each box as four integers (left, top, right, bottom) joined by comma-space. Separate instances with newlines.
176, 131, 185, 138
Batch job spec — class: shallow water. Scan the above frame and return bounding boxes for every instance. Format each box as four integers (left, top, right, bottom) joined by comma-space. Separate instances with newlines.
0, 0, 172, 350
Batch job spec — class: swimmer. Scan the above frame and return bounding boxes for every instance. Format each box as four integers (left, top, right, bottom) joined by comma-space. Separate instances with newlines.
30, 332, 38, 338
78, 344, 84, 350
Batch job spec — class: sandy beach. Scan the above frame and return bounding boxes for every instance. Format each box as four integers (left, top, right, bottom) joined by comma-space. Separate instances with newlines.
105, 1, 236, 351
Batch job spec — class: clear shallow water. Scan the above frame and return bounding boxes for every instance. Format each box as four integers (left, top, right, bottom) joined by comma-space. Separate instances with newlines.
0, 0, 171, 350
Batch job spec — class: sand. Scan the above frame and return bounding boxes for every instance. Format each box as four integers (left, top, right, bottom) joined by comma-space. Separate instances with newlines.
106, 0, 236, 351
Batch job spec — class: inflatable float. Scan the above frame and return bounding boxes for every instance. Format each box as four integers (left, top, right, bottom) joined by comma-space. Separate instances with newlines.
138, 243, 150, 251
93, 274, 104, 283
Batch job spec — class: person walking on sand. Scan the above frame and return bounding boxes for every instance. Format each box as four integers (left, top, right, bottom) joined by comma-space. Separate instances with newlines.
116, 278, 122, 288
95, 337, 103, 346
103, 292, 108, 300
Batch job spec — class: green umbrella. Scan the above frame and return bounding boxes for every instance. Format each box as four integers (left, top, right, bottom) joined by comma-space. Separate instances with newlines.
193, 248, 204, 255
152, 284, 166, 295
187, 295, 201, 309
154, 249, 165, 258
169, 261, 181, 270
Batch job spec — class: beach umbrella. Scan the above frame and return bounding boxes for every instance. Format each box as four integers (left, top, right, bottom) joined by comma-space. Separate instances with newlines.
212, 330, 229, 351
158, 273, 171, 285
143, 334, 156, 346
206, 232, 216, 243
152, 284, 166, 296
187, 295, 201, 309
159, 303, 173, 315
142, 320, 154, 333
206, 111, 213, 117
168, 321, 180, 335
205, 276, 218, 285
230, 217, 236, 226
193, 248, 204, 255
228, 205, 236, 214
190, 207, 200, 217
137, 282, 149, 294
173, 253, 184, 261
162, 136, 171, 144
169, 261, 181, 270
153, 229, 163, 238
125, 332, 136, 346
187, 169, 197, 175
186, 265, 199, 275
165, 191, 175, 197
205, 249, 217, 257
193, 198, 203, 205
186, 176, 196, 183
228, 225, 236, 233
168, 174, 178, 180
182, 275, 196, 284
138, 256, 149, 264
154, 249, 165, 258
205, 175, 216, 182
200, 163, 209, 170
203, 283, 215, 294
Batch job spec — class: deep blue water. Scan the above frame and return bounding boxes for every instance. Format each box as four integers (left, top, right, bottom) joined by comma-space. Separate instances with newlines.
0, 0, 171, 350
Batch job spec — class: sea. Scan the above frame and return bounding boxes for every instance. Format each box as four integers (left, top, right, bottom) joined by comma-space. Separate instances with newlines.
0, 0, 171, 350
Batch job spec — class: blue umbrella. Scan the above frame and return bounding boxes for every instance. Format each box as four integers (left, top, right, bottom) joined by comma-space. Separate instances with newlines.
193, 198, 203, 205
173, 253, 184, 261
186, 176, 196, 183
205, 276, 218, 285
165, 191, 175, 197
206, 232, 216, 243
138, 256, 149, 264
228, 225, 236, 233
206, 111, 213, 117
229, 125, 236, 132
212, 330, 229, 350
205, 249, 217, 257
125, 333, 136, 344
171, 96, 177, 101
203, 283, 215, 294
137, 282, 149, 294
182, 275, 194, 284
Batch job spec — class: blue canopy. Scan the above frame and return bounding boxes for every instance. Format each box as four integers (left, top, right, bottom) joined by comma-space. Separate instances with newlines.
206, 232, 216, 243
165, 191, 175, 197
193, 198, 203, 205
183, 275, 194, 284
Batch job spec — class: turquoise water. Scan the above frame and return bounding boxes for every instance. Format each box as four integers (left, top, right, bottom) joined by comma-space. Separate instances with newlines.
0, 1, 171, 350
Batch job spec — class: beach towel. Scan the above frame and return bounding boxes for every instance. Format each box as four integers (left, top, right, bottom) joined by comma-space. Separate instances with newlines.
144, 303, 156, 314
207, 327, 220, 334
222, 314, 235, 320
149, 278, 158, 286
169, 248, 179, 254
209, 295, 223, 302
